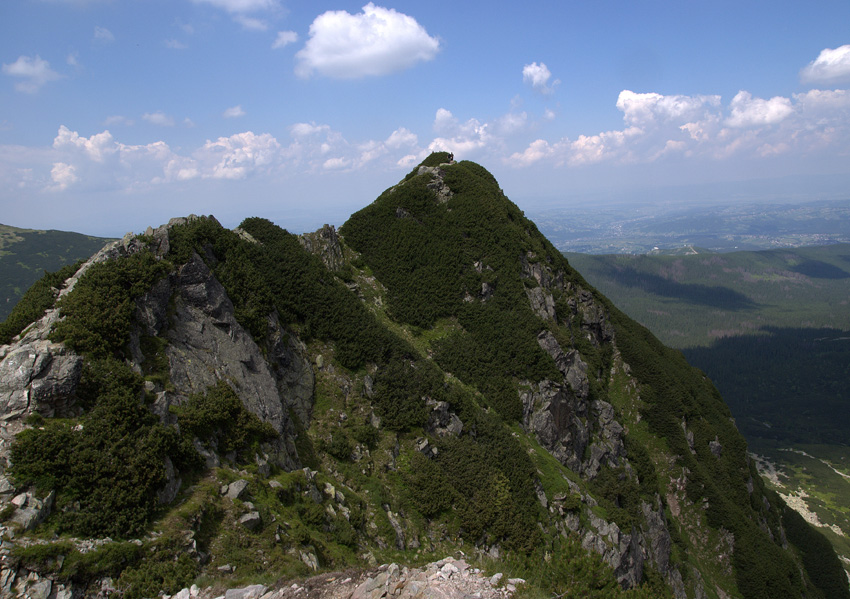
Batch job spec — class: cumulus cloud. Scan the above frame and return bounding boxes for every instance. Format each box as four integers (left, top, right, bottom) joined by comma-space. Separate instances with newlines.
2, 55, 62, 93
800, 45, 850, 85
142, 111, 176, 126
290, 122, 330, 137
522, 62, 558, 94
509, 139, 554, 166
428, 108, 492, 155
54, 125, 117, 162
272, 30, 298, 49
196, 131, 280, 179
223, 105, 246, 118
295, 3, 440, 79
569, 127, 643, 166
617, 90, 720, 126
726, 91, 793, 128
49, 163, 78, 191
93, 26, 114, 43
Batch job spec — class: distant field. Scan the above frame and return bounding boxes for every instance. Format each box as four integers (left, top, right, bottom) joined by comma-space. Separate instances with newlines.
533, 198, 850, 254
0, 224, 112, 322
567, 243, 850, 577
566, 243, 850, 348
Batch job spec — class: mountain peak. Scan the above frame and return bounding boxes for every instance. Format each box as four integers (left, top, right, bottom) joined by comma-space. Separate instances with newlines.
0, 160, 846, 599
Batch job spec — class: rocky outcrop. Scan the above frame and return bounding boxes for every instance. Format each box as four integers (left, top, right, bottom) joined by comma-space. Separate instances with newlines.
521, 380, 589, 473
0, 342, 81, 421
300, 225, 345, 272
417, 166, 454, 204
425, 399, 463, 437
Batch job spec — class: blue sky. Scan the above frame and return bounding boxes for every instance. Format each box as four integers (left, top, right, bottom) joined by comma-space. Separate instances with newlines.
2, 0, 850, 236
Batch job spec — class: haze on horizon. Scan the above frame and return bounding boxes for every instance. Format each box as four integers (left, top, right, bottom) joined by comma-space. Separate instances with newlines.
2, 0, 850, 237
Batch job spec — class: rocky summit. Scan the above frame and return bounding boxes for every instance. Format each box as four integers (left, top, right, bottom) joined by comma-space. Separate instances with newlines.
0, 152, 847, 599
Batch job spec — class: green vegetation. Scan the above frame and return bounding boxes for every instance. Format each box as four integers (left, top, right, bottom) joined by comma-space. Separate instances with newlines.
4, 156, 846, 599
50, 249, 171, 358
341, 160, 564, 421
175, 381, 279, 456
0, 261, 80, 344
10, 357, 191, 538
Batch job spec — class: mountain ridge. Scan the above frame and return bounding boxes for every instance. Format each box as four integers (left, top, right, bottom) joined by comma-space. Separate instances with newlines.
0, 153, 846, 599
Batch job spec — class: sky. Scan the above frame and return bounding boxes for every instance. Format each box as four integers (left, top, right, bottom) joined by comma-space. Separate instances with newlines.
2, 0, 850, 237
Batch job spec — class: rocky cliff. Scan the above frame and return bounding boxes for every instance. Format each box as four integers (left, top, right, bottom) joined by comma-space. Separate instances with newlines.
0, 153, 846, 599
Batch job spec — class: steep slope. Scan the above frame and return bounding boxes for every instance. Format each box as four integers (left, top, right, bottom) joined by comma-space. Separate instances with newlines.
0, 155, 846, 599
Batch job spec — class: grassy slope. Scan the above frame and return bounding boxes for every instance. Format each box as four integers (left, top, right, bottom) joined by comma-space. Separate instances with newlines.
0, 224, 113, 322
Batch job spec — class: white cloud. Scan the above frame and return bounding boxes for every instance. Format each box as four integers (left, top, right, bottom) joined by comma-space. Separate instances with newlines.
104, 115, 133, 126
272, 30, 298, 49
93, 26, 114, 43
191, 0, 278, 13
66, 53, 79, 67
142, 111, 176, 127
569, 127, 643, 165
234, 15, 268, 31
295, 3, 440, 79
223, 105, 246, 118
522, 62, 558, 94
726, 91, 793, 127
617, 90, 721, 126
54, 125, 117, 162
385, 127, 417, 149
2, 55, 62, 93
509, 139, 553, 166
800, 45, 850, 85
190, 0, 279, 30
50, 162, 78, 191
196, 131, 280, 179
428, 108, 492, 156
291, 122, 330, 137
495, 112, 528, 136
323, 157, 350, 170
164, 39, 188, 50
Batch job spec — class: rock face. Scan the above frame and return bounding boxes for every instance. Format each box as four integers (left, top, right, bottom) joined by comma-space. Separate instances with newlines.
130, 251, 311, 470
0, 215, 316, 515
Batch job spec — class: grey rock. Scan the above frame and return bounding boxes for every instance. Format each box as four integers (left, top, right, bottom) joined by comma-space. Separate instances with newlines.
239, 511, 262, 530
537, 331, 590, 398
425, 400, 463, 438
525, 287, 557, 321
225, 584, 267, 599
10, 490, 54, 531
709, 436, 723, 458
300, 550, 319, 571
298, 224, 345, 272
226, 479, 250, 500
157, 456, 181, 504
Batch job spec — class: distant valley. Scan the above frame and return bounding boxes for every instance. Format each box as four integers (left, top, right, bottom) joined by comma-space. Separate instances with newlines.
0, 224, 113, 322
